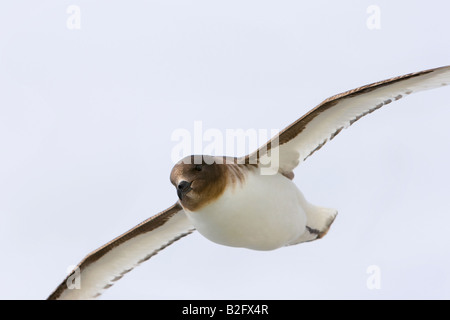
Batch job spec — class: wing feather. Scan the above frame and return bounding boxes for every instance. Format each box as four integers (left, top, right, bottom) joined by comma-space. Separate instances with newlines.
47, 202, 194, 300
246, 66, 450, 176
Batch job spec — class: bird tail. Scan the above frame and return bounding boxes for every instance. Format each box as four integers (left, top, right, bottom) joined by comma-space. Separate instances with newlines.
288, 205, 337, 245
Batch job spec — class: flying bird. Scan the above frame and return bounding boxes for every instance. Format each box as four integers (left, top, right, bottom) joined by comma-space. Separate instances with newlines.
48, 65, 450, 300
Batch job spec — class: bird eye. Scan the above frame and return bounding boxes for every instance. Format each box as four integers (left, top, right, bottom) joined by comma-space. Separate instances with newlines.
194, 164, 202, 171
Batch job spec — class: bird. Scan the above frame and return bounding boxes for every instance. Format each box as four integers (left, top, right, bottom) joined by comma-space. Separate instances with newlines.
48, 65, 450, 300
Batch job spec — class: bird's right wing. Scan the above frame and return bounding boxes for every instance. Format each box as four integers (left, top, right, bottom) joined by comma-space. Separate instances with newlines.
47, 202, 194, 300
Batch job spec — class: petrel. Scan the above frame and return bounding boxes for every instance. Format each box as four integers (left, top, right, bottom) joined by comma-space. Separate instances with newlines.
48, 66, 450, 300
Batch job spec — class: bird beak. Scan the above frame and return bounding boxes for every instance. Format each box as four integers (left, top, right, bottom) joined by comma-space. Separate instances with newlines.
177, 181, 192, 200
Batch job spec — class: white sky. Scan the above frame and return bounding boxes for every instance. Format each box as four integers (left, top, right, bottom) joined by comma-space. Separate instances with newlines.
1, 1, 449, 300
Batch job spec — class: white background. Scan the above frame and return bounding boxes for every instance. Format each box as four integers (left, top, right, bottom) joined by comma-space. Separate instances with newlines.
1, 1, 449, 299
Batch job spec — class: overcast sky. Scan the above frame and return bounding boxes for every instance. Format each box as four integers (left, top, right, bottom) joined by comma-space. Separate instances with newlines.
1, 1, 450, 300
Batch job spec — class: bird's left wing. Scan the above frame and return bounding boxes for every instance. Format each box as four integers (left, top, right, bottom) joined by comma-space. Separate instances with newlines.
244, 65, 450, 177
47, 202, 194, 300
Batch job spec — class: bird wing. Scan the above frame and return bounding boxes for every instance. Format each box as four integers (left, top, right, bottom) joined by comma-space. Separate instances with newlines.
47, 202, 194, 300
244, 66, 450, 177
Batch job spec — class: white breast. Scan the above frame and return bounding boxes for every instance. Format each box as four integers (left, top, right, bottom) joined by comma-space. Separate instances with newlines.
184, 171, 308, 250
